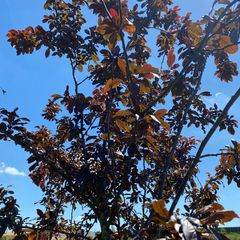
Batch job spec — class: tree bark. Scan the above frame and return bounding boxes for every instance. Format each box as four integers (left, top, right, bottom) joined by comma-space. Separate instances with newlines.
99, 216, 111, 240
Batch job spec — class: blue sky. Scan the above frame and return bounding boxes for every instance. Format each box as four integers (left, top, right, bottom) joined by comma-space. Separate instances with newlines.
0, 0, 240, 226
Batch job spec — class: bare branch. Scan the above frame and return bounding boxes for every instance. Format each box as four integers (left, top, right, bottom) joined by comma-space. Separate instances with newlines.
169, 86, 240, 215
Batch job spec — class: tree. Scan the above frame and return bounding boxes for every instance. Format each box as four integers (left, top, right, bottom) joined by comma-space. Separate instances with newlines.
1, 0, 240, 239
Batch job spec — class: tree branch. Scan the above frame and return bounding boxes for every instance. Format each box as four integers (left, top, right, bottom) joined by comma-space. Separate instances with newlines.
158, 60, 206, 200
70, 58, 79, 95
169, 86, 240, 215
0, 129, 96, 213
22, 225, 91, 240
143, 0, 240, 116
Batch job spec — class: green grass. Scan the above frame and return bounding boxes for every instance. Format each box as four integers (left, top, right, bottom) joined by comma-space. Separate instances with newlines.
218, 231, 240, 240
223, 232, 240, 240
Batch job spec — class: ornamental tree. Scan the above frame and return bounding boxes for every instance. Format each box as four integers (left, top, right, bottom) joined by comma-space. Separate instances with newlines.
1, 0, 240, 239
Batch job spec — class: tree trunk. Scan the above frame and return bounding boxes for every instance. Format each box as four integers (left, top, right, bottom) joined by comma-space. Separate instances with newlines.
99, 216, 111, 240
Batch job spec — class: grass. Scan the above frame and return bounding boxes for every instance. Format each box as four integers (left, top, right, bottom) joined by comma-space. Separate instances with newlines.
0, 234, 14, 240
222, 232, 240, 240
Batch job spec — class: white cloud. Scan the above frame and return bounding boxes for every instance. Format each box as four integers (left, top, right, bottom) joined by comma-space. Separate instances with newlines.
204, 92, 230, 108
215, 92, 222, 97
0, 162, 26, 176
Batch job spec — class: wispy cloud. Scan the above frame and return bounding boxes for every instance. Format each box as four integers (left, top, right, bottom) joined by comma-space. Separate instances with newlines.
204, 92, 230, 108
0, 162, 26, 176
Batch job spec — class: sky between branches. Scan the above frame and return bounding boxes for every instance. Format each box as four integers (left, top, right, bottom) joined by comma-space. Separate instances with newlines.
0, 0, 240, 226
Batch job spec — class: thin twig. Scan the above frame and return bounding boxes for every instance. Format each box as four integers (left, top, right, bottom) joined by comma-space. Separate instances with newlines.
205, 41, 240, 53
0, 129, 96, 212
84, 115, 98, 137
143, 0, 240, 116
77, 76, 91, 86
169, 87, 240, 215
158, 61, 205, 200
70, 58, 79, 95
